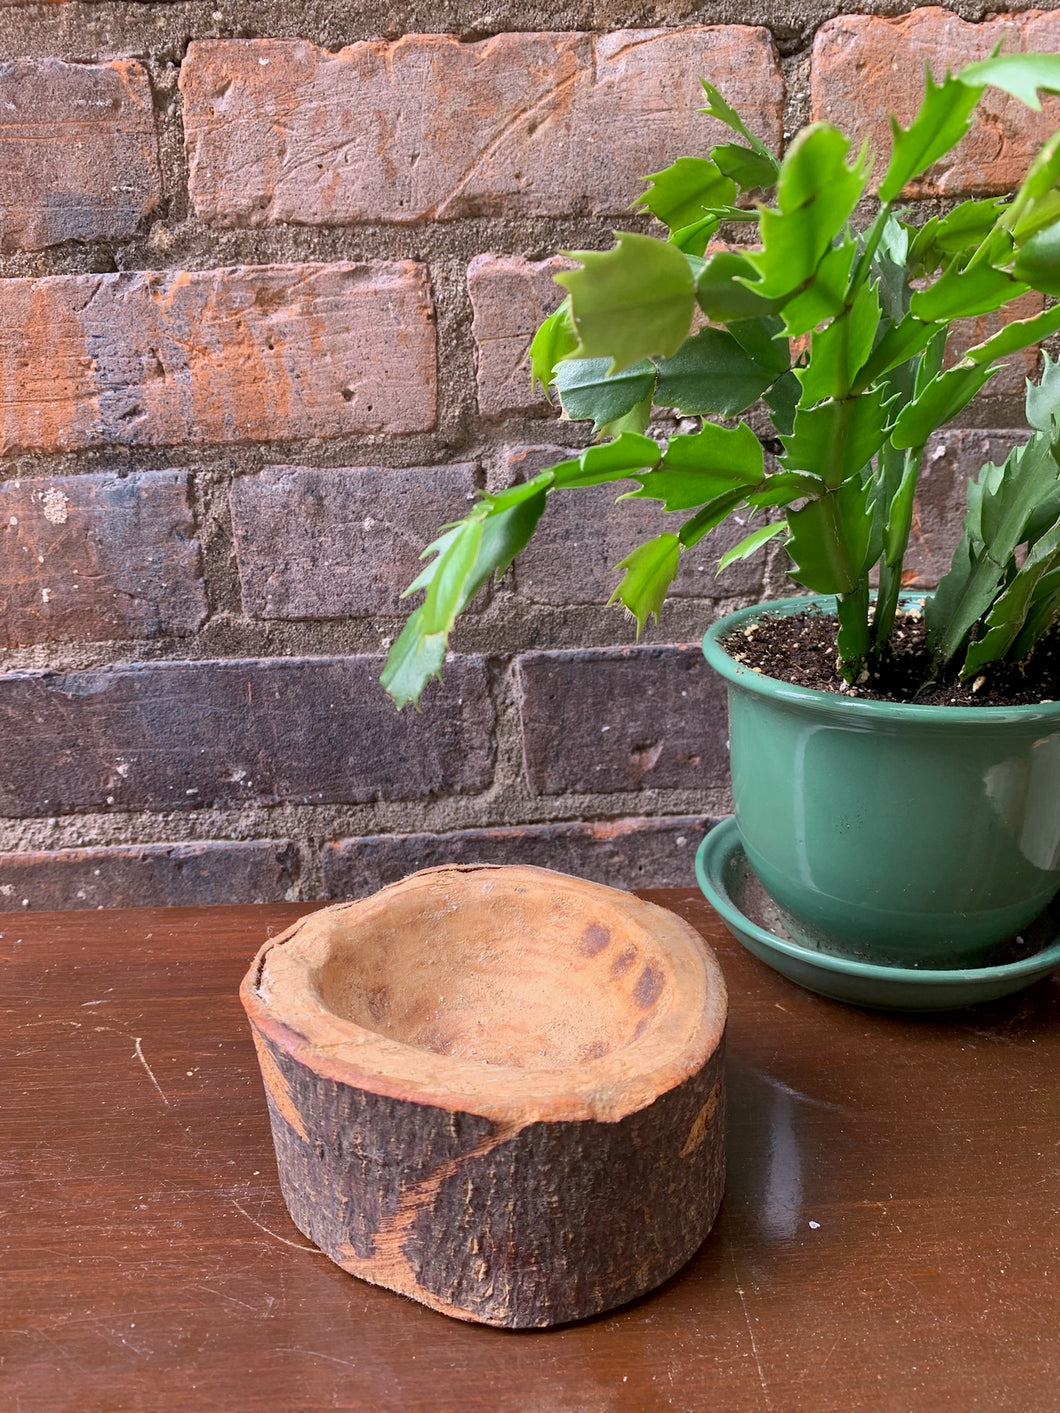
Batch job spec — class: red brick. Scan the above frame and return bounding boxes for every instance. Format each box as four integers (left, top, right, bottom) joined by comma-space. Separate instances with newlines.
230, 463, 477, 619
181, 30, 782, 225
0, 470, 206, 647
0, 840, 297, 911
0, 263, 435, 457
322, 815, 717, 898
468, 255, 571, 418
812, 10, 1060, 196
0, 59, 161, 253
517, 646, 729, 796
906, 429, 1028, 588
0, 656, 493, 816
504, 445, 769, 602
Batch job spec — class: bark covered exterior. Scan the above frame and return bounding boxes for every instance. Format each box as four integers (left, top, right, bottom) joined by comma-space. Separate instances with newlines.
251, 1024, 725, 1327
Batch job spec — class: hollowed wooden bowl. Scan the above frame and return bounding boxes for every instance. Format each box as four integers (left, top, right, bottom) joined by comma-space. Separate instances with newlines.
240, 863, 727, 1328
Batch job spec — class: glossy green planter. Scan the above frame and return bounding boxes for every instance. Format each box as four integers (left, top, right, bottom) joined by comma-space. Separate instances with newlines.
703, 597, 1060, 968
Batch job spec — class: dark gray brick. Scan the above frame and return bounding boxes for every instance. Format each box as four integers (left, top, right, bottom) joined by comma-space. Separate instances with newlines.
0, 840, 298, 911
322, 815, 717, 897
0, 655, 494, 816
0, 470, 206, 647
517, 645, 729, 795
230, 464, 477, 619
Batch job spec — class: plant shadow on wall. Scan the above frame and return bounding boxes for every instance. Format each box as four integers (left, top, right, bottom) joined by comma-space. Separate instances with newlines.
381, 54, 1060, 1000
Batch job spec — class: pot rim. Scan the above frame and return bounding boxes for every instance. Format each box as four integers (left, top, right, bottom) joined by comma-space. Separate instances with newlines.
702, 594, 1060, 726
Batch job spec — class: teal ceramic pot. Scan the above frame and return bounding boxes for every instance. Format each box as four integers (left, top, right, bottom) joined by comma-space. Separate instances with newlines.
702, 596, 1060, 967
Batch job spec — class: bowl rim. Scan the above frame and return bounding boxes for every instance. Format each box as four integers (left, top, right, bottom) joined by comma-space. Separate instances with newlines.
241, 863, 728, 1125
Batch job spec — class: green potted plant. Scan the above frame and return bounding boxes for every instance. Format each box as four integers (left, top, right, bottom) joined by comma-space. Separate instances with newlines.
382, 55, 1060, 1005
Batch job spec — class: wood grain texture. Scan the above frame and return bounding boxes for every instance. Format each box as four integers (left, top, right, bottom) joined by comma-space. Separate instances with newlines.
3, 893, 1059, 1410
242, 866, 727, 1327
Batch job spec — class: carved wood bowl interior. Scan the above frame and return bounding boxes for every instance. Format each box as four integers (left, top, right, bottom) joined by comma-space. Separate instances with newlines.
251, 863, 726, 1124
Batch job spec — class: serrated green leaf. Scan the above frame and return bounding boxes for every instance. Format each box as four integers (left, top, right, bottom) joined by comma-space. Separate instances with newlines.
529, 299, 577, 395
626, 469, 751, 512
1012, 218, 1060, 293
699, 80, 777, 162
635, 156, 736, 232
678, 490, 750, 547
654, 326, 776, 416
660, 420, 765, 481
381, 609, 448, 710
557, 232, 696, 373
926, 431, 1060, 665
960, 52, 1060, 110
852, 314, 941, 391
891, 363, 999, 449
718, 520, 789, 571
765, 370, 800, 438
552, 432, 662, 488
1011, 564, 1060, 660
909, 257, 1028, 322
1028, 352, 1060, 431
781, 387, 893, 489
697, 249, 784, 321
797, 280, 883, 404
402, 524, 463, 599
609, 533, 682, 632
744, 126, 868, 300
420, 518, 483, 633
481, 469, 556, 514
962, 518, 1060, 676
745, 470, 825, 508
1014, 190, 1060, 246
669, 214, 723, 257
727, 315, 791, 376
937, 198, 1010, 252
879, 69, 981, 201
712, 143, 779, 192
778, 239, 859, 338
553, 357, 656, 431
961, 301, 1060, 367
599, 388, 654, 439
385, 487, 551, 708
908, 202, 1013, 275
785, 475, 875, 595
470, 491, 551, 591
872, 214, 912, 321
1002, 131, 1060, 241
634, 422, 765, 519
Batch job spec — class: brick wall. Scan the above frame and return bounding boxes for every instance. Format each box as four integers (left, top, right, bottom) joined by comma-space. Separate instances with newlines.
0, 3, 1046, 909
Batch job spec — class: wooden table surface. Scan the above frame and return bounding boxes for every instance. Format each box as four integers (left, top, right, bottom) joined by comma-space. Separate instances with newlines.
3, 892, 1058, 1413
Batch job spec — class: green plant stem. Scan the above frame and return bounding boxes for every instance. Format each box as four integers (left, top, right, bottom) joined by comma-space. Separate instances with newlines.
874, 561, 904, 654
837, 578, 872, 680
873, 445, 926, 652
849, 203, 893, 294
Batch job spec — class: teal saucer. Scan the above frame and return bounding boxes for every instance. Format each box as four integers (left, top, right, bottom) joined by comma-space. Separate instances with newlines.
696, 817, 1060, 1011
